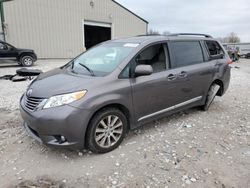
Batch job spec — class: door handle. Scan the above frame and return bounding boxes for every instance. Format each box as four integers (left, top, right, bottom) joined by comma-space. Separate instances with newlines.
167, 74, 177, 81
178, 71, 187, 78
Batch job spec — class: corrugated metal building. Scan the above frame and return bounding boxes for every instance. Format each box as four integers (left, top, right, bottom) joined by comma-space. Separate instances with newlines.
2, 0, 148, 58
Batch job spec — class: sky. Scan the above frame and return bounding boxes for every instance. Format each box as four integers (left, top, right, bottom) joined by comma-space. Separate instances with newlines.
116, 0, 250, 42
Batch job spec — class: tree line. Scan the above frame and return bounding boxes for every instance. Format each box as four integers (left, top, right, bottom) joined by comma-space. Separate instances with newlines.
147, 29, 241, 43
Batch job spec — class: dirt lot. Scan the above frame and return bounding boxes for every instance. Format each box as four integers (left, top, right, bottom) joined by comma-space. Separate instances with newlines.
0, 59, 250, 188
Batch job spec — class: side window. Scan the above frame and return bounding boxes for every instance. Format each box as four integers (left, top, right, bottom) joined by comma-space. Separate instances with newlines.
119, 65, 130, 78
136, 44, 167, 73
205, 41, 224, 56
171, 41, 204, 68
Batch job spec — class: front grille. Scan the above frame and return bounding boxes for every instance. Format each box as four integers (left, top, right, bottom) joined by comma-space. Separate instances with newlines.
23, 95, 44, 111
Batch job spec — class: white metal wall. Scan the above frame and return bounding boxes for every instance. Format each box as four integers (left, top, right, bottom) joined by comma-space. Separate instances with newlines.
3, 0, 147, 58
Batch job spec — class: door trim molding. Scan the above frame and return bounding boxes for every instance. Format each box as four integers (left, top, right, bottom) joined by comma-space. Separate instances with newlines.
138, 96, 203, 122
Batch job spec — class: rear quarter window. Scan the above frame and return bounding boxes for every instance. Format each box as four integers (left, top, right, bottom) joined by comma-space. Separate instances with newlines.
170, 41, 204, 68
205, 40, 224, 56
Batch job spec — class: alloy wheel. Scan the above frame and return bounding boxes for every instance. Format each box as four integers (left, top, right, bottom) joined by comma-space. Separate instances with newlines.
24, 58, 32, 65
94, 115, 123, 148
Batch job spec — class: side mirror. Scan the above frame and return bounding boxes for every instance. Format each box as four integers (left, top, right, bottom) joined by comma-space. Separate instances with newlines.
135, 65, 153, 77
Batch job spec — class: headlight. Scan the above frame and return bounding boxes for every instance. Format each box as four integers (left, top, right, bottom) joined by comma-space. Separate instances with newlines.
43, 90, 87, 109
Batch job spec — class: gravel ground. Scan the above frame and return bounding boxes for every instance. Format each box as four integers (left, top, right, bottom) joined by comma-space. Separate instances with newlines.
0, 59, 250, 188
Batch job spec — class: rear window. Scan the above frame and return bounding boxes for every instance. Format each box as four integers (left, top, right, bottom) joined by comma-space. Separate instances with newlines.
171, 41, 204, 68
205, 41, 224, 56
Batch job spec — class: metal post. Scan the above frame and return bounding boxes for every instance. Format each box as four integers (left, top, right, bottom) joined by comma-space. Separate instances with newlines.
0, 1, 5, 41
0, 0, 13, 41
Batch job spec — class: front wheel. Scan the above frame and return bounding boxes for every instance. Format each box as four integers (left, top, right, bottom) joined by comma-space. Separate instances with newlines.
21, 55, 34, 67
201, 84, 220, 111
86, 108, 128, 153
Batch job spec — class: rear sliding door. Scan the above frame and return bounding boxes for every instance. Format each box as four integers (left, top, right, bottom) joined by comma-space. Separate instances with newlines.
168, 40, 214, 102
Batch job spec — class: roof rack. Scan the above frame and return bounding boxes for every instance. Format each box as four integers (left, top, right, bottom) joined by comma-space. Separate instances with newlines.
136, 33, 213, 38
167, 33, 213, 38
136, 34, 161, 37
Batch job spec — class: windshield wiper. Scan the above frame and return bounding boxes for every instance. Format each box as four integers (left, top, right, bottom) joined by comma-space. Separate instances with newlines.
79, 63, 95, 77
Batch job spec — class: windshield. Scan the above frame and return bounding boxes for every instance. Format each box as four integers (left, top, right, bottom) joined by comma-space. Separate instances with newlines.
68, 42, 137, 76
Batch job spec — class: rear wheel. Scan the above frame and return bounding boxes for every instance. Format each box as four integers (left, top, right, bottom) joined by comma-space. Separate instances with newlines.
201, 83, 220, 111
21, 55, 34, 67
86, 108, 128, 153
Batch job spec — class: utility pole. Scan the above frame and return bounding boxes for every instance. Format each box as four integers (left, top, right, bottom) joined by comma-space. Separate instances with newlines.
0, 0, 13, 41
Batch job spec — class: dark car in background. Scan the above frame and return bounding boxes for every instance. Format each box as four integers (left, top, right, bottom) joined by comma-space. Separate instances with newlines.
20, 33, 231, 153
0, 40, 37, 66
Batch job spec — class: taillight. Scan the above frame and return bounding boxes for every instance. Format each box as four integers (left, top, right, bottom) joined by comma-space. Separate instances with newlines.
227, 59, 233, 64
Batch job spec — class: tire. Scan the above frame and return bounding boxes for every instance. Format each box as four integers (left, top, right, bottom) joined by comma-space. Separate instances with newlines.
201, 84, 220, 111
86, 108, 128, 153
21, 55, 34, 67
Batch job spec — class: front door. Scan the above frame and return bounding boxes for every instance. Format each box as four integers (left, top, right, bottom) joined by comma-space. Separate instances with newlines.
131, 43, 182, 123
0, 42, 16, 59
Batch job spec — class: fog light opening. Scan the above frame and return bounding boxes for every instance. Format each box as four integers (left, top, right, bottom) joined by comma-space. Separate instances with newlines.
54, 135, 67, 144
61, 136, 66, 143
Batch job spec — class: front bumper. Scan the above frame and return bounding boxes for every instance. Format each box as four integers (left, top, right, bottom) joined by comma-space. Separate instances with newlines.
20, 96, 91, 149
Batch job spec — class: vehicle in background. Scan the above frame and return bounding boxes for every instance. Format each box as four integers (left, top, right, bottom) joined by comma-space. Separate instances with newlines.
20, 33, 231, 153
223, 43, 250, 59
0, 41, 37, 66
224, 46, 240, 62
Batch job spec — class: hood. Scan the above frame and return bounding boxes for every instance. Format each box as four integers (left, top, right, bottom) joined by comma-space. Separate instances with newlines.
16, 48, 34, 52
28, 68, 95, 98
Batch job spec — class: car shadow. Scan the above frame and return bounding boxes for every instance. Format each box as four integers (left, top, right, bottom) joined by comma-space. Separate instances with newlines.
129, 107, 199, 136
0, 60, 20, 68
0, 64, 20, 68
30, 107, 202, 160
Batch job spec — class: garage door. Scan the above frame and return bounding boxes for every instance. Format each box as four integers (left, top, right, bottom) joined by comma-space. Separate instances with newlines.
83, 21, 111, 50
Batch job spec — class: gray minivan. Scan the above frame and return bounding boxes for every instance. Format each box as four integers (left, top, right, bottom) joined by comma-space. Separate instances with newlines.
20, 34, 231, 153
